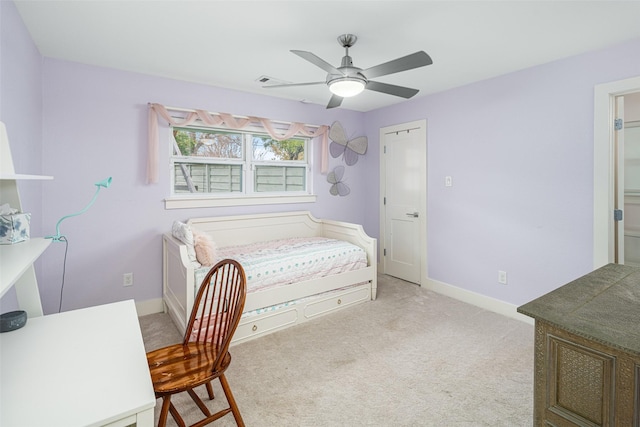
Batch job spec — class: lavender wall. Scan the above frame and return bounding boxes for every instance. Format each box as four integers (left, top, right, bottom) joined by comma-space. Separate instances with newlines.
5, 0, 640, 313
0, 1, 44, 311
39, 59, 367, 313
365, 37, 640, 305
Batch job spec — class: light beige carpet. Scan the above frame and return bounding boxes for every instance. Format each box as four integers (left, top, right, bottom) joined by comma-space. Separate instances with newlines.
139, 274, 534, 426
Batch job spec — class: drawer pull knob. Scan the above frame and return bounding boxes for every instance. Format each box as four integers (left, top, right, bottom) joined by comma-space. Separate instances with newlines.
252, 325, 258, 332
337, 299, 342, 305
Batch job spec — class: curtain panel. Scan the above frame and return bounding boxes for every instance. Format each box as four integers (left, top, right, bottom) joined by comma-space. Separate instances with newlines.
147, 103, 329, 184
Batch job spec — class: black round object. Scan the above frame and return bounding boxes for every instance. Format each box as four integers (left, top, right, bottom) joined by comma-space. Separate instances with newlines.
0, 310, 27, 332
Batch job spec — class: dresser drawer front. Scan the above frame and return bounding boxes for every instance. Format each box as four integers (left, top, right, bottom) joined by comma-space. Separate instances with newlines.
303, 286, 370, 319
237, 308, 298, 339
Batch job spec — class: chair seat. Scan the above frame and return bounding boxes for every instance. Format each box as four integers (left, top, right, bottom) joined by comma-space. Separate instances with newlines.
147, 342, 231, 395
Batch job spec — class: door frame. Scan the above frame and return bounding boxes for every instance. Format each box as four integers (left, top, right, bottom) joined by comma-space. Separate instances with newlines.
593, 75, 640, 268
379, 119, 428, 285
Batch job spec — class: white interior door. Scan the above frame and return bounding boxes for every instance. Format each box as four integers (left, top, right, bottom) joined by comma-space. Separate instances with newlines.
380, 120, 427, 285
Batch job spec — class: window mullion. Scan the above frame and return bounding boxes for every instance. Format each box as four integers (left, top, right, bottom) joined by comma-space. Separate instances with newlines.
245, 133, 253, 195
282, 167, 287, 191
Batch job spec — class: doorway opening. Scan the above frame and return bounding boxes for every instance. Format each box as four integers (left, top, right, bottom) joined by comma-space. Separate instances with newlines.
593, 76, 640, 268
616, 93, 640, 266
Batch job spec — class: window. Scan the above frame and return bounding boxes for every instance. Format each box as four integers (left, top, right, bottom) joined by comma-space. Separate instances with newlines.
169, 126, 314, 207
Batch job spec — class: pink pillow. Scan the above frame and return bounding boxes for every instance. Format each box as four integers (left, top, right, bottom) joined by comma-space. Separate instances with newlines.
192, 230, 217, 266
190, 316, 227, 342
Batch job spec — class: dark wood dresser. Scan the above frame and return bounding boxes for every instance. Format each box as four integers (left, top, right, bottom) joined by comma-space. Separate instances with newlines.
518, 263, 640, 426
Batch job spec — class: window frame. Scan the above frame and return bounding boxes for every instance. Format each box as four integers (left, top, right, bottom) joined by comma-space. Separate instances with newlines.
165, 123, 316, 209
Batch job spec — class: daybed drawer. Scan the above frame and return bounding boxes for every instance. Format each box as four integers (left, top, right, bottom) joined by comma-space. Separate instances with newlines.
303, 286, 370, 319
236, 308, 298, 340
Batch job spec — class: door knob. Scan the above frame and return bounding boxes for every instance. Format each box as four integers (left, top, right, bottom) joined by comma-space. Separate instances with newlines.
406, 212, 419, 218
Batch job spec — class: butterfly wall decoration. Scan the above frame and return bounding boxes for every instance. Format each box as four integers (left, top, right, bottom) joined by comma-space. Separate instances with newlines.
329, 121, 368, 166
327, 165, 350, 197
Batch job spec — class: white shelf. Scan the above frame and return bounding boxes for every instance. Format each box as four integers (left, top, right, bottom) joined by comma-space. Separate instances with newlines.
0, 238, 51, 299
0, 121, 51, 317
0, 174, 53, 180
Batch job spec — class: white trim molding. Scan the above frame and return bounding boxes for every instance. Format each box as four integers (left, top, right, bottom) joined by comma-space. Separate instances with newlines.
135, 298, 164, 317
424, 278, 534, 325
137, 278, 533, 325
165, 194, 316, 209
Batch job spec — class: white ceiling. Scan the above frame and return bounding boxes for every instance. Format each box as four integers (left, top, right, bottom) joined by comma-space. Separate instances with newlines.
13, 1, 640, 112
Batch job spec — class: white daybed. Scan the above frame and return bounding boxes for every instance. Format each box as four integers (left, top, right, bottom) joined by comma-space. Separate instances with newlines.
163, 211, 377, 344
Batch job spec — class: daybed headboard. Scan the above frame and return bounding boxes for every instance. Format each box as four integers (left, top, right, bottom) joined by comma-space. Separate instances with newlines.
187, 211, 320, 246
187, 211, 375, 263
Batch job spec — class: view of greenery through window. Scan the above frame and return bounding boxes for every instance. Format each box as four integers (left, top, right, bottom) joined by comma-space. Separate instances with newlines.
174, 129, 242, 158
172, 127, 308, 195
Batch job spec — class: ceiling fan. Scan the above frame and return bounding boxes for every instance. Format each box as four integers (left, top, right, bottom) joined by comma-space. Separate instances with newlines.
263, 34, 433, 109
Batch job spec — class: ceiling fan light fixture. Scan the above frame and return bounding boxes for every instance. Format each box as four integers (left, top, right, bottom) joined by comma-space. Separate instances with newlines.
329, 78, 366, 97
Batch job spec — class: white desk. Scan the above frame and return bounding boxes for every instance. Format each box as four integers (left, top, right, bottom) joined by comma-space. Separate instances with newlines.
0, 300, 156, 426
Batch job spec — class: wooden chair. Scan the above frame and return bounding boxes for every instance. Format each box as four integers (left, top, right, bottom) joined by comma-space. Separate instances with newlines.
147, 259, 247, 427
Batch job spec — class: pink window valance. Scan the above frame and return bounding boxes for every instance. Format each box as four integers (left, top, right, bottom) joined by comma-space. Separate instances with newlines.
147, 103, 329, 183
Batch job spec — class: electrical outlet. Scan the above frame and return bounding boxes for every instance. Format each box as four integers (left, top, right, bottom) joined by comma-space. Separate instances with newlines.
498, 270, 507, 285
123, 273, 133, 287
445, 176, 453, 187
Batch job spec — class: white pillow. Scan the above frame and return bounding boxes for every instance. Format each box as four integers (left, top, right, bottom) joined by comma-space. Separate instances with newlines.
172, 221, 199, 266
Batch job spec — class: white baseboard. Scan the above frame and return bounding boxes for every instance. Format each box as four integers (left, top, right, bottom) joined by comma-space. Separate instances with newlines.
135, 298, 164, 317
423, 278, 534, 325
133, 281, 535, 325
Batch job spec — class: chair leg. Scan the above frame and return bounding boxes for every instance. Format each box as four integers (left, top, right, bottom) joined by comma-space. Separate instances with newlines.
158, 396, 171, 427
219, 374, 245, 427
205, 381, 215, 400
169, 401, 187, 427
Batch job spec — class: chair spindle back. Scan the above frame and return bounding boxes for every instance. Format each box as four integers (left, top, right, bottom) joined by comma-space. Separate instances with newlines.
183, 259, 246, 369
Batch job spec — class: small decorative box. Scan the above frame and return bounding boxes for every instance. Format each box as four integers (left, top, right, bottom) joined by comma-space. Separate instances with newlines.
0, 310, 27, 332
0, 213, 31, 244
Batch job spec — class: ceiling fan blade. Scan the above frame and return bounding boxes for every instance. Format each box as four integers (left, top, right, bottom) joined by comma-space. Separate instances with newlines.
366, 81, 419, 99
362, 51, 433, 79
291, 50, 344, 75
326, 95, 344, 109
263, 81, 325, 89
